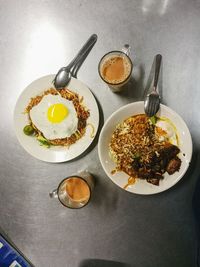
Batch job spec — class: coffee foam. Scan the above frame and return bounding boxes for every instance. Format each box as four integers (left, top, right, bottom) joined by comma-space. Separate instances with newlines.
100, 55, 131, 84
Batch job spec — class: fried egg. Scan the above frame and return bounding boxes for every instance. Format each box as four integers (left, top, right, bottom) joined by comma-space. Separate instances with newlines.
30, 94, 78, 140
155, 118, 178, 146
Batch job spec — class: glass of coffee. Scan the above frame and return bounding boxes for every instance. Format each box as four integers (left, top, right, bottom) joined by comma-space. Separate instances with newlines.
49, 171, 94, 209
98, 44, 133, 92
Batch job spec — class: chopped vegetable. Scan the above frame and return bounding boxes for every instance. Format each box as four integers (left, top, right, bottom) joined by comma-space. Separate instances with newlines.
23, 125, 35, 135
133, 152, 141, 159
37, 135, 50, 148
150, 115, 157, 125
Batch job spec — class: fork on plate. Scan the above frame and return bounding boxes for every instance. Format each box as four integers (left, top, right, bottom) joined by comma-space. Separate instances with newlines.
144, 54, 162, 117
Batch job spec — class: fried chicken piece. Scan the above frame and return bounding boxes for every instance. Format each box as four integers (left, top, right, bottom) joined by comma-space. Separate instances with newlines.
166, 157, 181, 174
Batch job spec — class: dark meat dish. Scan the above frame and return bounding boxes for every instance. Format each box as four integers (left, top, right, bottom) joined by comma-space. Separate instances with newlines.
132, 144, 181, 185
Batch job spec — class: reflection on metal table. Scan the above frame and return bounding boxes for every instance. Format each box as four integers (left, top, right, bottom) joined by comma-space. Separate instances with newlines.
0, 1, 200, 266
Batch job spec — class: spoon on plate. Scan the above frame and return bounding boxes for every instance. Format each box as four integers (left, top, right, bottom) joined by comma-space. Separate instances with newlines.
144, 54, 162, 117
53, 34, 97, 89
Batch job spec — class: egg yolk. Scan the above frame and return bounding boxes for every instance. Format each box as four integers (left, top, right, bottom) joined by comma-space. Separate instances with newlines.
47, 103, 68, 123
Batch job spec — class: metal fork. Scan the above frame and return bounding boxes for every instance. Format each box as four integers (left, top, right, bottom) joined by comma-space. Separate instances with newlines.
144, 54, 162, 117
70, 43, 94, 78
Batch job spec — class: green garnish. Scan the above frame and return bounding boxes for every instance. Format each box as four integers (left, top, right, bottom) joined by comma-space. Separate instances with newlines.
133, 152, 141, 159
37, 135, 50, 148
150, 115, 157, 125
23, 125, 35, 135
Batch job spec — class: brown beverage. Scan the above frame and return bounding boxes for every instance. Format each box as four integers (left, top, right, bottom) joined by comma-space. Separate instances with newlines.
65, 177, 90, 203
100, 54, 132, 85
50, 171, 94, 208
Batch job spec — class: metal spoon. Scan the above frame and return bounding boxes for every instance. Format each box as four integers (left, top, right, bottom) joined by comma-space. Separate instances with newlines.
53, 34, 97, 89
144, 54, 162, 117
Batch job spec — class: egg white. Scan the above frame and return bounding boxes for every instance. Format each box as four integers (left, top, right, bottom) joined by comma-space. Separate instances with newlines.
30, 94, 78, 140
155, 119, 178, 146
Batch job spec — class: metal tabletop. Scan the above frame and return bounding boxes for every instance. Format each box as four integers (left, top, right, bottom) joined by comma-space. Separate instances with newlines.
0, 1, 200, 266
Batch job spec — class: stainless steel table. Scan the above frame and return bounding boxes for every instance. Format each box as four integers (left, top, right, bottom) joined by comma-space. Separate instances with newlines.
0, 1, 200, 266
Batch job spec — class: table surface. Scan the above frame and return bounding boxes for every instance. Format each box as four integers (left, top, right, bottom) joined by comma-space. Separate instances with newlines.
0, 1, 200, 266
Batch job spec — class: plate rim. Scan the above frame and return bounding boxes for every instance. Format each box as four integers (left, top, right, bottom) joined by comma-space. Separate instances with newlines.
98, 101, 193, 195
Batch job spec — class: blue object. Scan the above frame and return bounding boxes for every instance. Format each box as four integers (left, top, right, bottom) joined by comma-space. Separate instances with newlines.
0, 235, 31, 267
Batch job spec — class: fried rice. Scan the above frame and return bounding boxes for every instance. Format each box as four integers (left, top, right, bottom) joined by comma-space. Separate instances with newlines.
109, 114, 181, 186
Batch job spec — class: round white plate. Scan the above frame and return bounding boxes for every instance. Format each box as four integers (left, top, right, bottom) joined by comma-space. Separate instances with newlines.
98, 101, 192, 195
14, 75, 99, 162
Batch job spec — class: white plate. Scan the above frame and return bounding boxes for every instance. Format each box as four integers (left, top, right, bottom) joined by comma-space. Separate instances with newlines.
14, 75, 99, 162
98, 101, 192, 195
